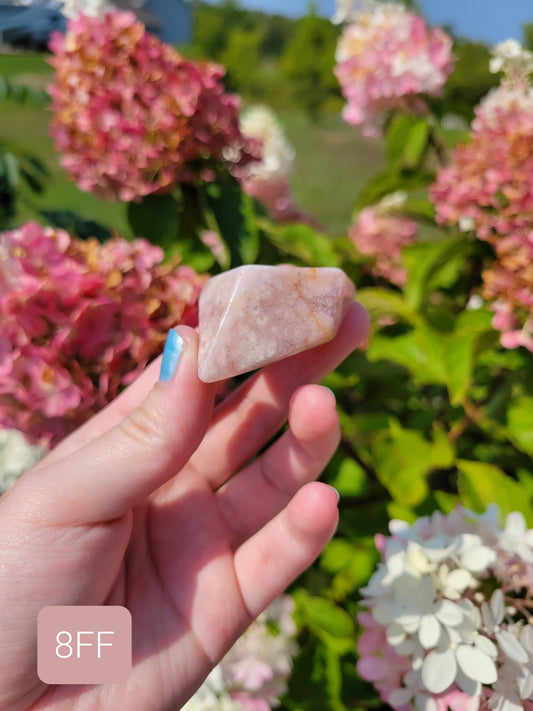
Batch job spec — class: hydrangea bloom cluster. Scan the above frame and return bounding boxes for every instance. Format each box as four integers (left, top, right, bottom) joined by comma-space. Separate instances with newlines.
59, 0, 111, 19
238, 105, 295, 218
334, 1, 453, 136
48, 11, 258, 202
237, 105, 319, 227
183, 597, 297, 711
357, 505, 533, 711
0, 429, 45, 494
348, 192, 418, 287
0, 221, 206, 446
489, 40, 533, 91
430, 41, 533, 352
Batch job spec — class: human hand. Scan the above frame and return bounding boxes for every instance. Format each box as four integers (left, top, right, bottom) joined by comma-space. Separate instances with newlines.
0, 302, 369, 711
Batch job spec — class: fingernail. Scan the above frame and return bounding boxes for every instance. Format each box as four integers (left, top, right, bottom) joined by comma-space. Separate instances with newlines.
159, 330, 185, 382
324, 387, 337, 402
329, 485, 340, 503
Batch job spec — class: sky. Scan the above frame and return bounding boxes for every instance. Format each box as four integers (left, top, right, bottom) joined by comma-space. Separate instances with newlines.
231, 0, 533, 45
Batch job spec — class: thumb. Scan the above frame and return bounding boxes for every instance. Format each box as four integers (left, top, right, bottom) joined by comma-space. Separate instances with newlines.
21, 327, 215, 524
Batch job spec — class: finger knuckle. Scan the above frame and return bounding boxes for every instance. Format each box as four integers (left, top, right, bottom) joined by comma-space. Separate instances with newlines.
118, 400, 163, 449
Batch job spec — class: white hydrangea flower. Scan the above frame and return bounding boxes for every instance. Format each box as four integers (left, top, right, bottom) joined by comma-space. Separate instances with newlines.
517, 625, 533, 699
377, 190, 408, 213
434, 563, 473, 600
466, 294, 485, 311
459, 216, 475, 232
364, 538, 497, 693
489, 624, 533, 710
0, 429, 45, 494
420, 601, 498, 695
358, 506, 533, 706
498, 512, 533, 563
490, 39, 533, 77
452, 532, 497, 573
481, 590, 529, 665
239, 105, 294, 182
59, 0, 113, 18
476, 84, 533, 129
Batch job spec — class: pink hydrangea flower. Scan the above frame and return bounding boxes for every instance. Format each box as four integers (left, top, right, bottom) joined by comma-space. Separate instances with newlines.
431, 91, 533, 244
348, 194, 418, 287
182, 597, 297, 711
431, 43, 533, 352
334, 2, 453, 136
0, 222, 206, 446
481, 233, 533, 352
48, 11, 258, 202
356, 611, 412, 709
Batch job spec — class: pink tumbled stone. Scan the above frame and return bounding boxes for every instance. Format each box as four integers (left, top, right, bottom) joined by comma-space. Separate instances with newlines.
198, 264, 355, 383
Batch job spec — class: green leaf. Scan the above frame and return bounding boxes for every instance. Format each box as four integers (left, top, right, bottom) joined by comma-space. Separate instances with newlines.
204, 171, 258, 266
299, 596, 354, 639
403, 236, 473, 311
331, 458, 367, 497
1, 152, 19, 189
286, 637, 333, 711
264, 221, 339, 267
372, 423, 430, 506
338, 546, 378, 591
434, 490, 460, 514
457, 460, 533, 525
385, 114, 429, 170
386, 114, 414, 167
40, 209, 112, 242
20, 167, 45, 194
403, 119, 430, 168
354, 169, 435, 212
507, 397, 533, 455
367, 325, 448, 384
286, 631, 350, 711
127, 193, 180, 249
428, 425, 455, 468
322, 644, 345, 711
22, 154, 50, 178
387, 502, 417, 524
8, 81, 25, 103
518, 469, 533, 499
442, 309, 498, 405
25, 86, 50, 108
0, 76, 49, 107
373, 421, 454, 507
356, 287, 420, 327
321, 538, 379, 592
320, 539, 357, 573
403, 197, 436, 221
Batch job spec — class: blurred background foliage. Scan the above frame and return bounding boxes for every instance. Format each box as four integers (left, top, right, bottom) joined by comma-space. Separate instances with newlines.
0, 0, 506, 236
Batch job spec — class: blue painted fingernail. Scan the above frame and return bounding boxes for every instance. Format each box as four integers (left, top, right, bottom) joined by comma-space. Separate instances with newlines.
159, 330, 185, 382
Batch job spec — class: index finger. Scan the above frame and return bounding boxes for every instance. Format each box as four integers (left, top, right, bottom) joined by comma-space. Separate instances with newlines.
188, 300, 369, 489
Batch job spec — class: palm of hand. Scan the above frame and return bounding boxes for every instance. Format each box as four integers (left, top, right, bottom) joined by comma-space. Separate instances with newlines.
0, 303, 368, 711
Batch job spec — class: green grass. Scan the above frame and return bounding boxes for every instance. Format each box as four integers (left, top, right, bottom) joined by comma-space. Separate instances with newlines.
0, 52, 53, 78
280, 110, 384, 235
1, 54, 131, 236
1, 53, 383, 239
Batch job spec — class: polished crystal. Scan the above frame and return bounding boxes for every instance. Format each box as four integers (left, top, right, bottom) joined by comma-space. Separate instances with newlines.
198, 264, 355, 382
